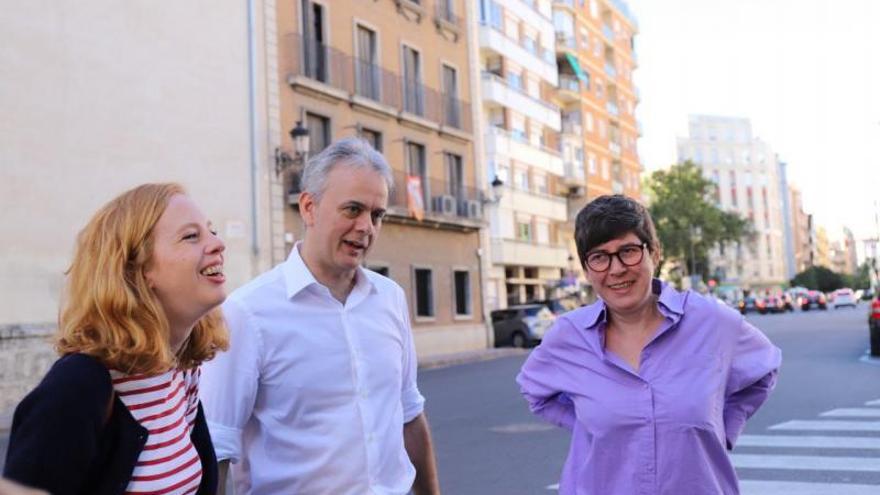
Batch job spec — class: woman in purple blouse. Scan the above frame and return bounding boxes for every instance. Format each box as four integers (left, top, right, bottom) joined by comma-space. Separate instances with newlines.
517, 195, 781, 495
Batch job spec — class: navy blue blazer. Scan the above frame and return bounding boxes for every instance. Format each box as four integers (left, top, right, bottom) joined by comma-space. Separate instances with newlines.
3, 353, 218, 495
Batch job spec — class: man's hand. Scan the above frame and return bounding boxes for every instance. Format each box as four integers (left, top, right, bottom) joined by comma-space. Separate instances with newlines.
0, 478, 49, 495
216, 460, 230, 495
403, 413, 441, 495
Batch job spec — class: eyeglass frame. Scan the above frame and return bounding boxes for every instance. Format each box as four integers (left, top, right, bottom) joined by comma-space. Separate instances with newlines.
583, 242, 648, 272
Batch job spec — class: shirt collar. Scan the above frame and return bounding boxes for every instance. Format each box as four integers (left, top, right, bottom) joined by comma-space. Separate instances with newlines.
282, 242, 377, 300
581, 278, 685, 330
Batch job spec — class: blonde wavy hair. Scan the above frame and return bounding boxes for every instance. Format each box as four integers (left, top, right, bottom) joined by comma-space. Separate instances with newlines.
56, 183, 229, 375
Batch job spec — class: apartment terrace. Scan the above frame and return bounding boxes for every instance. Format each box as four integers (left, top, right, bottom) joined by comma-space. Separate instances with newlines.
285, 33, 472, 138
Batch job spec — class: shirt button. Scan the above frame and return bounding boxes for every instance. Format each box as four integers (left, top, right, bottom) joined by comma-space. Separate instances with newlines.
647, 465, 654, 473
643, 383, 649, 390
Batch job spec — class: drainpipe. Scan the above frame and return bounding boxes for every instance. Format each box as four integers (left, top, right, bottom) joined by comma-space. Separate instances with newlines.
247, 0, 260, 265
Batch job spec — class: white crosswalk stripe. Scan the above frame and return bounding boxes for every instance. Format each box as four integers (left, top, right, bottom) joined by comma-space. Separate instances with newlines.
734, 397, 880, 494
820, 408, 880, 418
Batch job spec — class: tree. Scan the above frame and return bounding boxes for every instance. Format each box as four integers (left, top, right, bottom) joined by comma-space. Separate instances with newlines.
644, 161, 753, 277
790, 266, 845, 293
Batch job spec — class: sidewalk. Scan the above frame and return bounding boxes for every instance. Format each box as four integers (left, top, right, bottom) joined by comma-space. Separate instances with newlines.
418, 347, 528, 370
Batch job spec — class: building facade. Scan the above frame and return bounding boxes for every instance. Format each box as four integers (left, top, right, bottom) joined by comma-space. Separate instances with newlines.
789, 185, 812, 273
1, 0, 280, 424
677, 115, 787, 289
279, 0, 488, 356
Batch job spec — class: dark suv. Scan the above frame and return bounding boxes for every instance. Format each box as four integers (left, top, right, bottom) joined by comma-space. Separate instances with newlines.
491, 304, 556, 348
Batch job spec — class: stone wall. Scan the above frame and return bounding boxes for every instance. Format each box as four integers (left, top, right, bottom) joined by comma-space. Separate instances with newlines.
0, 324, 56, 429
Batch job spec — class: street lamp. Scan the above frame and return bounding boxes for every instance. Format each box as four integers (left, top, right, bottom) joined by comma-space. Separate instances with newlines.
482, 176, 505, 205
274, 121, 310, 176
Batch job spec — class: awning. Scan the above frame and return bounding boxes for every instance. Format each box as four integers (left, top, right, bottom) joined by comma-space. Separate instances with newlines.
564, 53, 588, 83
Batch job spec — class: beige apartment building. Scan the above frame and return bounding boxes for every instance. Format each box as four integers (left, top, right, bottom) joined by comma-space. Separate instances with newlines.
278, 0, 487, 356
789, 185, 812, 273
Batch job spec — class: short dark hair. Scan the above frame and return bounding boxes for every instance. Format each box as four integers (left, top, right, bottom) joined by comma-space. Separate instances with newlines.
574, 195, 660, 268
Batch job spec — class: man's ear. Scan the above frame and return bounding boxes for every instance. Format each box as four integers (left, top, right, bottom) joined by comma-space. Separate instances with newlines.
299, 191, 317, 227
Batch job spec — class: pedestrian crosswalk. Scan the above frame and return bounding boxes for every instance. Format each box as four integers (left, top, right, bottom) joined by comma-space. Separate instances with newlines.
734, 397, 880, 494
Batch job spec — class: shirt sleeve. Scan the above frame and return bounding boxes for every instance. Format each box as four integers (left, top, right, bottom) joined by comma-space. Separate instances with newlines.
723, 317, 782, 449
516, 318, 576, 430
398, 286, 425, 423
199, 297, 262, 463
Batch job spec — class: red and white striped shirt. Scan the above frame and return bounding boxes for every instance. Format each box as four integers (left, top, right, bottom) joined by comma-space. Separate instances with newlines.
111, 367, 202, 495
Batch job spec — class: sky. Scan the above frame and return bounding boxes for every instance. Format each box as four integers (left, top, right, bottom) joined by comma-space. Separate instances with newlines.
627, 0, 880, 244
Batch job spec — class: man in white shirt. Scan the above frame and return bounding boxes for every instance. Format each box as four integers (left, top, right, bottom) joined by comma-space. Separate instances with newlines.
201, 138, 440, 495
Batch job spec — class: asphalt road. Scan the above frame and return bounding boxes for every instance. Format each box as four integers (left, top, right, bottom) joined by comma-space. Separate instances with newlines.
420, 303, 880, 494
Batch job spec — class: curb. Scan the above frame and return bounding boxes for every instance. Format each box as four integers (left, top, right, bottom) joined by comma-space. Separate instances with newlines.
418, 348, 529, 371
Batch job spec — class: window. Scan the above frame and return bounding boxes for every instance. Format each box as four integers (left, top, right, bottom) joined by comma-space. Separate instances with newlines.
301, 0, 327, 81
414, 268, 434, 318
514, 168, 529, 191
588, 153, 597, 174
453, 270, 471, 316
358, 127, 382, 151
306, 112, 330, 154
507, 69, 523, 90
406, 141, 428, 206
444, 152, 464, 200
535, 221, 549, 244
534, 173, 548, 194
516, 221, 532, 241
442, 64, 460, 127
402, 45, 423, 115
355, 25, 379, 100
586, 111, 594, 132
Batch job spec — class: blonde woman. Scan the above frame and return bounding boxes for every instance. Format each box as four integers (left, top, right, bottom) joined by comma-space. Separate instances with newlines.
3, 184, 229, 495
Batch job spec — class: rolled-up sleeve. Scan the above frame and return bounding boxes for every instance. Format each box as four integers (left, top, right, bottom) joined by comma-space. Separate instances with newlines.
200, 297, 262, 463
516, 319, 576, 430
398, 287, 425, 423
723, 318, 782, 449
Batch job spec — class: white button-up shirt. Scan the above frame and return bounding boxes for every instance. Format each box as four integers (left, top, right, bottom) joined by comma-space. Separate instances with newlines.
200, 245, 425, 495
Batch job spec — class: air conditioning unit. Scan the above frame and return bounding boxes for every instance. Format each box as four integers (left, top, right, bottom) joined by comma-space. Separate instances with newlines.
465, 199, 482, 219
431, 195, 456, 216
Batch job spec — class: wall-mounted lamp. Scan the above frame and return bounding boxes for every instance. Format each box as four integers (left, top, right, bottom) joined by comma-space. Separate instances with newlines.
482, 176, 505, 205
274, 121, 310, 176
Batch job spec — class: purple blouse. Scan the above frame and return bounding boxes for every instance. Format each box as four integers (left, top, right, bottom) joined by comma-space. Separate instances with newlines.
517, 280, 781, 494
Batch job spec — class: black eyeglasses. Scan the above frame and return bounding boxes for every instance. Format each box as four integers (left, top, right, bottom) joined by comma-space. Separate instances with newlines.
584, 243, 647, 272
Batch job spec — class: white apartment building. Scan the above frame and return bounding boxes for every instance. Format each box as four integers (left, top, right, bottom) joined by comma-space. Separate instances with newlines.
677, 115, 787, 289
476, 0, 570, 308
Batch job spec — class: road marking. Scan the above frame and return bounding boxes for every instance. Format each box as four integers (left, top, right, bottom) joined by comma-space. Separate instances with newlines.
489, 423, 555, 434
769, 420, 880, 432
737, 434, 880, 449
545, 483, 559, 490
740, 480, 880, 495
820, 408, 880, 418
732, 453, 880, 472
866, 399, 880, 406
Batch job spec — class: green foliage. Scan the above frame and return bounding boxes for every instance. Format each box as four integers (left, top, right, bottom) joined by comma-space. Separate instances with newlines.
843, 260, 874, 290
644, 161, 753, 276
790, 266, 845, 292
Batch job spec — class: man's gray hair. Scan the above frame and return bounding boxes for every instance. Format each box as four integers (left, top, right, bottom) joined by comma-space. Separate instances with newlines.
300, 137, 394, 202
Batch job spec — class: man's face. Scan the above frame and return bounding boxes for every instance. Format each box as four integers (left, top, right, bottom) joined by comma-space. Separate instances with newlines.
300, 165, 388, 277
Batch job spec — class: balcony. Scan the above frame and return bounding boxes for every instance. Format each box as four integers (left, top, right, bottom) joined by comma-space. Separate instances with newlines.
484, 126, 563, 176
606, 100, 620, 118
386, 171, 484, 226
602, 24, 615, 43
604, 62, 617, 79
557, 75, 581, 103
482, 72, 561, 130
563, 161, 586, 186
609, 141, 622, 157
499, 186, 567, 221
285, 33, 472, 134
491, 238, 569, 268
561, 119, 582, 136
479, 23, 557, 85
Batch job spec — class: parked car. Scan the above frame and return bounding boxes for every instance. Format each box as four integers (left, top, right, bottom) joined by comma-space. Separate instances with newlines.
869, 294, 880, 356
832, 288, 858, 309
761, 295, 787, 314
781, 293, 795, 312
799, 290, 827, 311
737, 296, 760, 315
491, 304, 556, 348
